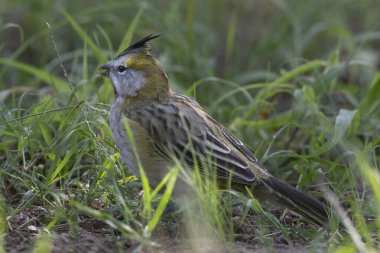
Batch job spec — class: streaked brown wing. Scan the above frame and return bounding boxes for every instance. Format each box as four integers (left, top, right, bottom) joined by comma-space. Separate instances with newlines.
126, 93, 260, 184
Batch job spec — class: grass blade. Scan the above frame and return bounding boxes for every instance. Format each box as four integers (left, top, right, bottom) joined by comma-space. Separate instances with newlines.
0, 58, 70, 93
61, 8, 106, 62
116, 4, 145, 54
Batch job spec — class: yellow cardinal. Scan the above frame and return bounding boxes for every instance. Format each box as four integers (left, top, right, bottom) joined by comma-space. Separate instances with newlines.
99, 34, 328, 226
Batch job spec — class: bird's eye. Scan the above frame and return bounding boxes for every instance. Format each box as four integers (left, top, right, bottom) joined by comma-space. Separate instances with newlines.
118, 65, 127, 73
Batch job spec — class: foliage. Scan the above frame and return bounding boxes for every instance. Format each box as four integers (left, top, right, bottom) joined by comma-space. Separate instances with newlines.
0, 0, 379, 252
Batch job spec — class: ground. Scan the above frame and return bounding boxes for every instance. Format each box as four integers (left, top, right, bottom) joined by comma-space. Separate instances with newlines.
5, 204, 327, 253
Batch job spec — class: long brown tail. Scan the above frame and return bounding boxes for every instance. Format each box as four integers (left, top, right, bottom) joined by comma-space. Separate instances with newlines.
260, 176, 328, 226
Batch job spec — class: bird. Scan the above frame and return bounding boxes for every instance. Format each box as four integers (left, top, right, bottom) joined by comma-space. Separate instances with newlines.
99, 34, 329, 226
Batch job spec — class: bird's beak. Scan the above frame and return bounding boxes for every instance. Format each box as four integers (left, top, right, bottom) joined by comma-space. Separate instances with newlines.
97, 62, 112, 78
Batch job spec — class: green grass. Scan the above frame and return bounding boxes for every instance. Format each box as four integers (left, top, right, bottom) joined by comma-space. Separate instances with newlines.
1, 0, 380, 252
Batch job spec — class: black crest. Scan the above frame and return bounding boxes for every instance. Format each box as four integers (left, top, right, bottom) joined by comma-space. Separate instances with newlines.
117, 34, 161, 58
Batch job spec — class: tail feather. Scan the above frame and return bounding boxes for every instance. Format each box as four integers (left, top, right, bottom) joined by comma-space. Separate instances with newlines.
262, 176, 329, 226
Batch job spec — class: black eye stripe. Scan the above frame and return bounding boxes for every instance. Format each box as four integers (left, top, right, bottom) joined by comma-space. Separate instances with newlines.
118, 65, 127, 73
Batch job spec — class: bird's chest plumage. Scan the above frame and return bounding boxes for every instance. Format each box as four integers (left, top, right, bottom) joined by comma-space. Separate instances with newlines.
110, 99, 139, 176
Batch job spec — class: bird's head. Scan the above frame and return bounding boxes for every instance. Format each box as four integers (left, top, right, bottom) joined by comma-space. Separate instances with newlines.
99, 34, 169, 105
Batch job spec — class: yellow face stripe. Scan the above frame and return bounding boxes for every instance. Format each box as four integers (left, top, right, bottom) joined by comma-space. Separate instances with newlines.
124, 54, 152, 71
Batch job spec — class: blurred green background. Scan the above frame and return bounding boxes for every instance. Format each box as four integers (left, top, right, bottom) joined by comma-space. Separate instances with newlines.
1, 0, 379, 133
1, 0, 379, 87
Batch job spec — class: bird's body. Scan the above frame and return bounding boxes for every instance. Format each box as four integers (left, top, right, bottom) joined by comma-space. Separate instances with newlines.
100, 34, 329, 226
110, 91, 270, 187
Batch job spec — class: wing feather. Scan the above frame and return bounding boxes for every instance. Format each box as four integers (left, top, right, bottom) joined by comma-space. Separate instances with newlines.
126, 93, 263, 184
